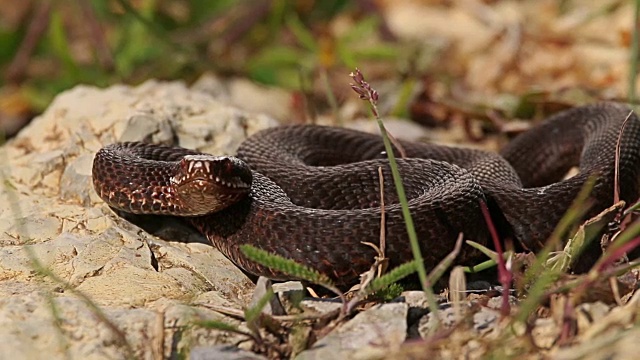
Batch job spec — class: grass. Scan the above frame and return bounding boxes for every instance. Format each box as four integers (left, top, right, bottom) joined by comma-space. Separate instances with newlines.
349, 68, 443, 322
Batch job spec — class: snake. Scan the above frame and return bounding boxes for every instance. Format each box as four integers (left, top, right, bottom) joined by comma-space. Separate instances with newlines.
92, 102, 640, 286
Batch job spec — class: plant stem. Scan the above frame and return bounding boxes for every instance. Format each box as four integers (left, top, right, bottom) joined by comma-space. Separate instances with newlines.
629, 0, 640, 103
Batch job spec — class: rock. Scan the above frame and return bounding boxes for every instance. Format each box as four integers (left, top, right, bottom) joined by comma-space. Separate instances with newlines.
346, 117, 432, 142
417, 305, 458, 337
297, 303, 408, 359
271, 280, 305, 297
472, 307, 500, 334
249, 277, 286, 316
552, 295, 640, 359
0, 281, 164, 360
574, 301, 610, 334
531, 317, 560, 349
299, 298, 343, 316
417, 302, 503, 339
272, 281, 306, 313
397, 290, 447, 338
553, 327, 640, 360
192, 73, 293, 124
0, 80, 278, 358
486, 294, 518, 310
271, 280, 305, 294
189, 345, 267, 360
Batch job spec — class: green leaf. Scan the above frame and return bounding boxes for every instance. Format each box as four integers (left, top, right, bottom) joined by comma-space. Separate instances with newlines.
372, 283, 404, 301
353, 44, 400, 60
47, 10, 79, 81
466, 240, 499, 261
247, 46, 315, 87
0, 29, 21, 62
286, 15, 318, 52
249, 45, 307, 68
240, 245, 335, 288
340, 16, 379, 44
463, 259, 498, 273
336, 43, 357, 69
367, 261, 418, 295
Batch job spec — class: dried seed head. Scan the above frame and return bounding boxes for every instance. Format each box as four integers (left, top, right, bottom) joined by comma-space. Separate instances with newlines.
349, 67, 378, 106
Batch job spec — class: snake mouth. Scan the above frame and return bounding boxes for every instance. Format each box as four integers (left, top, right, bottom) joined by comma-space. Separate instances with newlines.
170, 155, 253, 214
174, 155, 253, 191
183, 176, 251, 191
212, 176, 251, 190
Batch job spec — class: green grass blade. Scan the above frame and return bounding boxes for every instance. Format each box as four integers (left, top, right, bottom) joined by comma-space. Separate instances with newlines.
286, 14, 318, 52
366, 260, 418, 295
240, 245, 339, 294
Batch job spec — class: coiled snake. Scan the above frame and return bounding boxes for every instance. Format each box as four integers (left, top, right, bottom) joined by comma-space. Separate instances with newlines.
92, 102, 640, 285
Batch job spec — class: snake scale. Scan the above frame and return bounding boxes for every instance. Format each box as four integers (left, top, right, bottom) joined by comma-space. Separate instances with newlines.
92, 102, 640, 286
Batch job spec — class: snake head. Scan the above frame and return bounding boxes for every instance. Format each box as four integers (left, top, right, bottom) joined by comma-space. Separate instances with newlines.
171, 155, 252, 215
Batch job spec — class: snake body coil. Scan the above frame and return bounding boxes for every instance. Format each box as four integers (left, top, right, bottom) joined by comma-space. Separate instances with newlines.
92, 103, 640, 285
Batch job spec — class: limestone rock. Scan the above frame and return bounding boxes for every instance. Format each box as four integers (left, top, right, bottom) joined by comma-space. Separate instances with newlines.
297, 303, 408, 360
0, 80, 277, 359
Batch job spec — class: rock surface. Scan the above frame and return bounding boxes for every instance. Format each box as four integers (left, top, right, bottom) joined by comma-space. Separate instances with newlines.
189, 345, 268, 360
0, 80, 277, 359
297, 303, 408, 360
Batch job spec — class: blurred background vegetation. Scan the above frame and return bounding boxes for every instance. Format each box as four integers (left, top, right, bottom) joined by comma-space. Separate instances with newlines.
0, 0, 637, 138
1, 0, 407, 136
